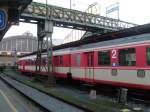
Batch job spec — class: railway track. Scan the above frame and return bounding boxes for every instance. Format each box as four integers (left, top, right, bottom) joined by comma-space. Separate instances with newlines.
57, 79, 150, 107
0, 74, 46, 112
3, 69, 150, 111
0, 72, 91, 112
128, 93, 150, 108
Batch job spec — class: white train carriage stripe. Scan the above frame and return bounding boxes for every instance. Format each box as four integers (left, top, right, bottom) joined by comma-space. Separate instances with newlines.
54, 67, 150, 86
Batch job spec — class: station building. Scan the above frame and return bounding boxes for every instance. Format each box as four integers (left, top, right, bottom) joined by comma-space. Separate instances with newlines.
0, 32, 38, 66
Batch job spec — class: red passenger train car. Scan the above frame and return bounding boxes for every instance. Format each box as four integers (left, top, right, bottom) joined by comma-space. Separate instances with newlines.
18, 24, 150, 90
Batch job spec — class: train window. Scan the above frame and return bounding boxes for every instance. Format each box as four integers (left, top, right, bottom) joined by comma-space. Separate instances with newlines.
147, 47, 150, 66
119, 48, 136, 66
54, 56, 59, 65
60, 56, 63, 65
87, 53, 94, 66
42, 58, 46, 64
137, 70, 145, 78
26, 60, 29, 65
98, 51, 110, 66
31, 60, 33, 65
76, 54, 80, 66
33, 60, 35, 65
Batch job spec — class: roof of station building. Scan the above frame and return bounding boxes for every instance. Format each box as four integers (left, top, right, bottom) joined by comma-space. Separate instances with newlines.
2, 35, 37, 41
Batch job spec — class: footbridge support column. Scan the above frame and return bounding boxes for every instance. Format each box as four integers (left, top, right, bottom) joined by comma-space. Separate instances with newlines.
45, 20, 56, 86
36, 20, 55, 86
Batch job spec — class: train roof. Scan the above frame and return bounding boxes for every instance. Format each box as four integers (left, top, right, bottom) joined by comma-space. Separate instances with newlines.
20, 23, 150, 57
53, 33, 150, 55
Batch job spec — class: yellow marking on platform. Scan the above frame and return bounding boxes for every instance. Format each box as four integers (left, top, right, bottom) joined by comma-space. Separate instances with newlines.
0, 89, 18, 112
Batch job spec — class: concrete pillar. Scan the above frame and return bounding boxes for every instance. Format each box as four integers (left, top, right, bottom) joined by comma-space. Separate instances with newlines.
11, 39, 12, 51
16, 39, 17, 51
31, 40, 33, 52
27, 38, 29, 52
117, 88, 128, 104
21, 40, 23, 52
6, 41, 8, 51
90, 90, 96, 99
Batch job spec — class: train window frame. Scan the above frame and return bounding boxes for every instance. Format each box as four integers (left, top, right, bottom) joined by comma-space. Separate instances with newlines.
42, 58, 46, 65
59, 56, 63, 65
147, 47, 150, 66
137, 70, 145, 78
119, 48, 136, 66
87, 53, 94, 67
76, 54, 81, 66
54, 56, 59, 66
98, 50, 110, 66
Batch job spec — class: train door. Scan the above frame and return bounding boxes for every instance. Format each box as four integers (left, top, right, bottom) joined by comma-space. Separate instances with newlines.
85, 52, 94, 82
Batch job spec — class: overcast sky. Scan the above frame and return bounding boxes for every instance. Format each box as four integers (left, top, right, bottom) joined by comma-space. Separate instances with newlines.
4, 0, 150, 39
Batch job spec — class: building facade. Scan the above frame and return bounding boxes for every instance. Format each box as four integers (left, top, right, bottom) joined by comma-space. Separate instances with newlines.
0, 33, 38, 56
0, 33, 38, 66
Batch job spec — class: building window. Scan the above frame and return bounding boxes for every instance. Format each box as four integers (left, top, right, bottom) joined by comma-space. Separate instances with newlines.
98, 51, 110, 66
76, 54, 80, 66
119, 48, 136, 66
60, 56, 63, 65
147, 47, 150, 66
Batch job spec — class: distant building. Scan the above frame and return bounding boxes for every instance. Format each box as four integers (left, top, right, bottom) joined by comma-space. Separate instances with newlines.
0, 32, 63, 66
0, 32, 38, 66
0, 32, 38, 56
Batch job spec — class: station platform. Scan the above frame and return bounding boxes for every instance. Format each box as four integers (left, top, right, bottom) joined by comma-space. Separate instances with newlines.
0, 75, 84, 112
0, 78, 43, 112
